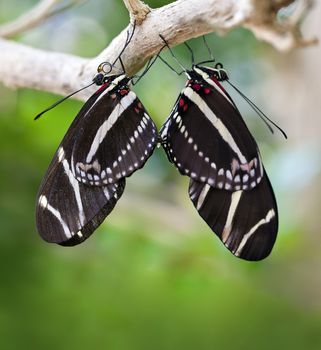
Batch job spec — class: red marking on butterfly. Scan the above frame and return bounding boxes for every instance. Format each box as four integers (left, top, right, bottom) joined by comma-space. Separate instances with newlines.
210, 76, 227, 93
179, 98, 185, 107
120, 89, 129, 96
96, 82, 110, 94
134, 107, 140, 114
183, 104, 188, 112
204, 87, 211, 94
192, 84, 201, 91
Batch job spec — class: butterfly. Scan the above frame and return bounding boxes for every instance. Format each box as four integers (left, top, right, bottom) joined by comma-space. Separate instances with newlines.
159, 40, 283, 261
36, 26, 158, 245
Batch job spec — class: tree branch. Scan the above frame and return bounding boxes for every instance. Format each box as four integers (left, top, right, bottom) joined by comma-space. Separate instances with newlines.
0, 0, 79, 39
0, 0, 317, 101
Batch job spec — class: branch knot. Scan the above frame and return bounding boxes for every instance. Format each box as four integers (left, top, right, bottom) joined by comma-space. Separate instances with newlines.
123, 0, 151, 25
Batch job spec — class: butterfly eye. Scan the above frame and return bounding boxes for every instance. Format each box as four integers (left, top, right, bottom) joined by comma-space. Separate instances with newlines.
93, 72, 105, 85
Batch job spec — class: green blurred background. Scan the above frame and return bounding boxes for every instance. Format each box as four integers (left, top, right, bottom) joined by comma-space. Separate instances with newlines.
1, 1, 321, 349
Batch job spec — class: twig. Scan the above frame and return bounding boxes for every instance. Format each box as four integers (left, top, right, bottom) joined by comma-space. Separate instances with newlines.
123, 0, 151, 25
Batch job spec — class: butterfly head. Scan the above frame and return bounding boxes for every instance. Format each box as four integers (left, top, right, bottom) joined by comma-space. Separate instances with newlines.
192, 64, 229, 83
92, 62, 130, 95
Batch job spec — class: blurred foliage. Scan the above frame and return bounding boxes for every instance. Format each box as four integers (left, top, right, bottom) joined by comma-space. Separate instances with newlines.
0, 0, 321, 349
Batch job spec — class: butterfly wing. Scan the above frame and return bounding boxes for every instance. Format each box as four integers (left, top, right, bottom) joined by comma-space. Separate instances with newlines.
71, 89, 157, 186
160, 80, 263, 191
188, 170, 278, 261
36, 82, 126, 245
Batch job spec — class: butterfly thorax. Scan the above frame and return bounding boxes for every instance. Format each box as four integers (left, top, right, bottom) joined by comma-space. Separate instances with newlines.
193, 65, 228, 82
94, 74, 131, 98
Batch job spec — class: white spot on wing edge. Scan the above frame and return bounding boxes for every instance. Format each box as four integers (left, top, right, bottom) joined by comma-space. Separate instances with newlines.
218, 168, 224, 176
243, 174, 249, 182
39, 195, 48, 208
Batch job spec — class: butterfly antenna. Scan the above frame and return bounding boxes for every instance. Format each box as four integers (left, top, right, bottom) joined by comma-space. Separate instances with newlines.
132, 45, 166, 85
194, 36, 218, 67
34, 23, 137, 122
113, 21, 136, 74
34, 81, 95, 120
226, 80, 287, 139
203, 35, 215, 62
158, 55, 183, 75
183, 41, 195, 66
159, 34, 187, 74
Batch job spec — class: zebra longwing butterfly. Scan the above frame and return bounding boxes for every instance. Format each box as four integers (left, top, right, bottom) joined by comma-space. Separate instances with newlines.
160, 54, 281, 260
36, 27, 158, 245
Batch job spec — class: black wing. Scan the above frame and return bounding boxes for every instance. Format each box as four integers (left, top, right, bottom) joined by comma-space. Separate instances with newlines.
36, 83, 126, 245
160, 80, 263, 191
188, 170, 278, 261
71, 89, 157, 186
36, 153, 125, 246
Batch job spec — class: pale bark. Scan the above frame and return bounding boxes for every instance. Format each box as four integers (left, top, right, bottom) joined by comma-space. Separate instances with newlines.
0, 0, 316, 100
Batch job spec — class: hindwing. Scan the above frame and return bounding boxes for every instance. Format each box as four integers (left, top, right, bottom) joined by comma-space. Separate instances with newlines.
36, 152, 125, 246
188, 170, 278, 261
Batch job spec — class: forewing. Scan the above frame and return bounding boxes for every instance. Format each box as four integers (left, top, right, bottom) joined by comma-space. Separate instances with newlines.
71, 90, 157, 185
161, 81, 263, 191
188, 170, 278, 261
